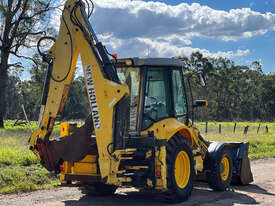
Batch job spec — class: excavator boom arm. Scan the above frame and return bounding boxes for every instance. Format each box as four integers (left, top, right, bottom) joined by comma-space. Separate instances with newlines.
29, 0, 129, 176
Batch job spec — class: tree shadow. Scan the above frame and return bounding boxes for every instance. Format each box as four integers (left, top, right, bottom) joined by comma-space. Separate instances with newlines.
63, 184, 259, 206
233, 183, 275, 197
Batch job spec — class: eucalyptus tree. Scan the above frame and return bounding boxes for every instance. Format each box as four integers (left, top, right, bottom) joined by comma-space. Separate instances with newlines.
0, 0, 55, 127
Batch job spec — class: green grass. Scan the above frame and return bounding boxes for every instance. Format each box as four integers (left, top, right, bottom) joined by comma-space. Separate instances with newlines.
0, 127, 59, 194
0, 120, 274, 194
196, 122, 275, 159
0, 120, 61, 132
0, 166, 58, 194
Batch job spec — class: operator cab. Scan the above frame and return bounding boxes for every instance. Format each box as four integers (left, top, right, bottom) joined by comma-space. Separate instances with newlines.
115, 57, 189, 133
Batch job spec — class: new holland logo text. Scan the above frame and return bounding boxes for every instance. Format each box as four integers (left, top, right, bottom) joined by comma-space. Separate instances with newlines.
85, 66, 101, 130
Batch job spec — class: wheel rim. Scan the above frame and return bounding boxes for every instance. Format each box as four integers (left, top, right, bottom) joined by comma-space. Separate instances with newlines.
174, 151, 190, 188
220, 156, 230, 181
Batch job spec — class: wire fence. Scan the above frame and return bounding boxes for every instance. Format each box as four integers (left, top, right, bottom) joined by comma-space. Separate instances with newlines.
199, 122, 273, 136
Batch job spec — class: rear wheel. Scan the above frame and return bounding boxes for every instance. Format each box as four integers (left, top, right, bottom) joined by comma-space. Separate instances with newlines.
206, 148, 233, 191
165, 134, 194, 203
80, 182, 117, 196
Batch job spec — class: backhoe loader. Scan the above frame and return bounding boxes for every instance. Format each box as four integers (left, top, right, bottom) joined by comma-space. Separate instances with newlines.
29, 0, 253, 202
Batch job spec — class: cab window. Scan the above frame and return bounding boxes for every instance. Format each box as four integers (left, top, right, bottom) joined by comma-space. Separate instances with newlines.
172, 69, 187, 116
142, 68, 172, 130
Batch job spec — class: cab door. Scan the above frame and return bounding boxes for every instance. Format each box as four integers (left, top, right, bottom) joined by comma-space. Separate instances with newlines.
141, 68, 173, 130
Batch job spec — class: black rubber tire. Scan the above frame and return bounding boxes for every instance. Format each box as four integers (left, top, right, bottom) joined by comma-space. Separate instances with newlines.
206, 148, 233, 191
80, 182, 117, 196
165, 134, 194, 203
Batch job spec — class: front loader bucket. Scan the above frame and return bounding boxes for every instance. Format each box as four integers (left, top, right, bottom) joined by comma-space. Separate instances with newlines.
228, 142, 253, 185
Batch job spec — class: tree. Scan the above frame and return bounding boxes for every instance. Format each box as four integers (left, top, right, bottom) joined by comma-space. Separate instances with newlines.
261, 74, 275, 121
62, 76, 90, 120
176, 52, 274, 122
5, 75, 22, 120
0, 0, 53, 128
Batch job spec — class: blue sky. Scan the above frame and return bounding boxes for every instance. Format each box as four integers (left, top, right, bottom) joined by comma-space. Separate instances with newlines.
20, 0, 275, 79
155, 0, 275, 73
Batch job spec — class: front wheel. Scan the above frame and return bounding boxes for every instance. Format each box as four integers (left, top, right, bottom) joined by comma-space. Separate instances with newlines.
206, 148, 233, 191
165, 134, 194, 203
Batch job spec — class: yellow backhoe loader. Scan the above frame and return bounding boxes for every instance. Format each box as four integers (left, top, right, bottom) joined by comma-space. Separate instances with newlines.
29, 0, 253, 202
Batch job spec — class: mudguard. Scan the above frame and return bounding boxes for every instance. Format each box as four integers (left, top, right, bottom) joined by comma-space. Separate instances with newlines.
205, 142, 253, 185
204, 141, 228, 170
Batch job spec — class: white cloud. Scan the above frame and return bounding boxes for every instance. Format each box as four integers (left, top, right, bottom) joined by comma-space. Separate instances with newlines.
92, 0, 275, 41
46, 0, 258, 64
100, 34, 250, 59
135, 38, 250, 59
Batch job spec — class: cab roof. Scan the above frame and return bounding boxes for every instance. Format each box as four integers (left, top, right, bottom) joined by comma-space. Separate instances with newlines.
114, 57, 186, 68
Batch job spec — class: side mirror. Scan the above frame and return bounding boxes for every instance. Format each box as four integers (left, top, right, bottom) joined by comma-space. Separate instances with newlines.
193, 100, 208, 108
197, 73, 206, 87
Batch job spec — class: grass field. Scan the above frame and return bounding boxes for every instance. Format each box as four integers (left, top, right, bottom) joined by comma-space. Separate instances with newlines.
0, 121, 60, 194
196, 122, 275, 159
0, 120, 274, 194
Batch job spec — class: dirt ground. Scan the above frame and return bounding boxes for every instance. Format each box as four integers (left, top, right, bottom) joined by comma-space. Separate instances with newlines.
1, 157, 274, 206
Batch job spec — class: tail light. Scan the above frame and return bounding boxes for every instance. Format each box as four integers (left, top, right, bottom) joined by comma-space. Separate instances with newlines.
156, 165, 161, 177
60, 165, 64, 172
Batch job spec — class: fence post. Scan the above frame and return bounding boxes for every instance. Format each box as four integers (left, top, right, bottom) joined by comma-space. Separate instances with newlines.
219, 124, 221, 134
244, 126, 249, 135
205, 121, 208, 134
233, 122, 237, 133
265, 126, 269, 133
257, 123, 261, 134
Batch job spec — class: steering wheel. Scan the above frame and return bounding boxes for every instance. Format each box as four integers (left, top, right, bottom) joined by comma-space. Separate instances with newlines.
143, 96, 159, 122
145, 96, 158, 111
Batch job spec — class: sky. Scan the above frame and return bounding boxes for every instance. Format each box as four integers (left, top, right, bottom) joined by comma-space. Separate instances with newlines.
20, 0, 275, 79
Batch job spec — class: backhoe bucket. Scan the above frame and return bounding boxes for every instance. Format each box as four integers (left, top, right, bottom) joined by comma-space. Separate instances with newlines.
38, 117, 94, 172
228, 142, 253, 185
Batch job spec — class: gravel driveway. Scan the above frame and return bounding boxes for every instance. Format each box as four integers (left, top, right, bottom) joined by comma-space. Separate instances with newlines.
1, 157, 274, 206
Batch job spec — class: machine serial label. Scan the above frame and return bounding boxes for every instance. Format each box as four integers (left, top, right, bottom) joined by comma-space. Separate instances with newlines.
85, 66, 101, 130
